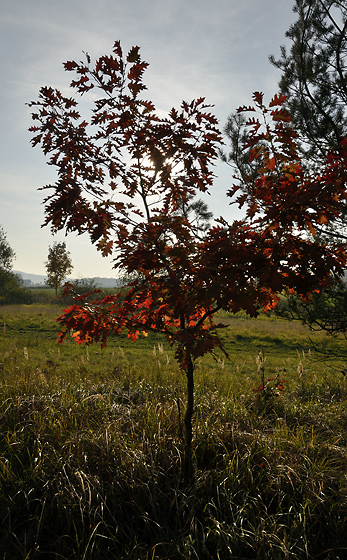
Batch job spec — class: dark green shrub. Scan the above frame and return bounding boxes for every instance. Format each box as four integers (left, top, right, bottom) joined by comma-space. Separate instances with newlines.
0, 268, 32, 305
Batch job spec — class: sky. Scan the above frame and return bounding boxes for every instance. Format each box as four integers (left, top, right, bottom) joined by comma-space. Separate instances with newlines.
1, 0, 296, 279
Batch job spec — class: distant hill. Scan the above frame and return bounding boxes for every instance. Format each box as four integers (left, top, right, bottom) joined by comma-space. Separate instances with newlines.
89, 277, 122, 288
14, 271, 121, 289
14, 271, 47, 285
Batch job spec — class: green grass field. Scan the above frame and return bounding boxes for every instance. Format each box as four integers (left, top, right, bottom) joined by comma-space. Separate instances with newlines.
0, 304, 347, 559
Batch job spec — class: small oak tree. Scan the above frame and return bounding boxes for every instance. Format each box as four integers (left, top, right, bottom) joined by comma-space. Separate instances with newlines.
29, 43, 347, 472
45, 241, 73, 295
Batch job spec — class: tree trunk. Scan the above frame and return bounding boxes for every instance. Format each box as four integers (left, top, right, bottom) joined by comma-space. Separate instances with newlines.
184, 352, 194, 478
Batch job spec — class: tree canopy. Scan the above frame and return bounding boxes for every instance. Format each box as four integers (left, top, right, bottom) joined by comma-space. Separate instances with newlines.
45, 241, 73, 296
265, 0, 347, 336
269, 0, 347, 164
28, 42, 347, 463
0, 226, 15, 271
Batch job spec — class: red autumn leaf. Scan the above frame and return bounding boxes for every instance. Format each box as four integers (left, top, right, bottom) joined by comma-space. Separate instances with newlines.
269, 93, 287, 107
63, 60, 78, 71
266, 157, 276, 171
127, 46, 140, 63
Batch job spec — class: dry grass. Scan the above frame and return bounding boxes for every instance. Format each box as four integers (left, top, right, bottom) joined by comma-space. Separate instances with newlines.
0, 305, 347, 559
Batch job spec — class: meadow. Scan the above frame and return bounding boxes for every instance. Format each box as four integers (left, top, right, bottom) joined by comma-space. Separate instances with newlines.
0, 303, 347, 559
